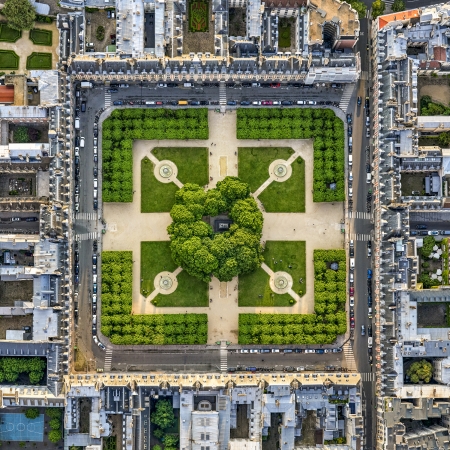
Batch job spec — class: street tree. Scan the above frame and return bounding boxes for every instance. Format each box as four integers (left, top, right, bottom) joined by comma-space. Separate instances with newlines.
2, 0, 36, 30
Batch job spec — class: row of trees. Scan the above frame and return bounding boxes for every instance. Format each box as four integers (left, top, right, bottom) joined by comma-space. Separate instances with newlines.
151, 399, 179, 450
101, 251, 208, 344
168, 177, 264, 282
102, 109, 209, 202
0, 357, 46, 384
238, 250, 347, 344
25, 408, 62, 442
236, 108, 345, 202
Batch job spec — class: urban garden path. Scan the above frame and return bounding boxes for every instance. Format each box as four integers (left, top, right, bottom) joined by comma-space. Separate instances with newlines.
103, 110, 344, 343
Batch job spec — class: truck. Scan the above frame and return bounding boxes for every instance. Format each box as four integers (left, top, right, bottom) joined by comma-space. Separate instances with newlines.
81, 82, 93, 88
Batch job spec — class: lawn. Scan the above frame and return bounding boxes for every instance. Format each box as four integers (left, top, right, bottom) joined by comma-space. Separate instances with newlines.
141, 157, 179, 213
0, 50, 19, 70
141, 148, 209, 213
278, 23, 291, 48
238, 241, 306, 307
238, 147, 305, 212
26, 52, 52, 69
0, 23, 21, 42
189, 0, 209, 32
29, 28, 53, 46
152, 147, 209, 186
141, 241, 208, 307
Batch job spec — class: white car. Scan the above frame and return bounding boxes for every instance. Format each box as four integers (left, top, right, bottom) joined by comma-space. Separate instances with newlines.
350, 297, 354, 307
93, 335, 98, 344
349, 187, 353, 197
74, 147, 80, 156
349, 171, 353, 181
304, 349, 315, 354
241, 349, 249, 353
249, 349, 259, 353
349, 273, 354, 283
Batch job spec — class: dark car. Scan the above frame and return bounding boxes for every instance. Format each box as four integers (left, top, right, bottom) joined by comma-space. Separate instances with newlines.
93, 200, 98, 210
75, 157, 79, 165
25, 217, 38, 221
74, 275, 79, 284
260, 349, 270, 353
270, 83, 281, 88
315, 349, 325, 354
108, 88, 118, 93
167, 83, 178, 87
283, 349, 293, 353
366, 164, 371, 173
367, 269, 372, 279
347, 113, 352, 124
93, 167, 98, 177
226, 82, 235, 88
92, 324, 97, 335
93, 129, 98, 138
190, 100, 200, 106
94, 155, 98, 164
368, 325, 373, 337
113, 100, 123, 105
81, 101, 86, 112
350, 317, 355, 329
93, 241, 98, 252
227, 100, 237, 105
93, 284, 97, 294
368, 295, 372, 307
240, 100, 251, 106
416, 224, 427, 229
242, 82, 251, 87
281, 100, 293, 105
365, 97, 370, 109
75, 136, 80, 146
357, 96, 362, 106
348, 126, 352, 136
421, 230, 428, 236
294, 349, 303, 353
93, 254, 97, 265
200, 100, 209, 105
74, 264, 79, 275
75, 251, 79, 262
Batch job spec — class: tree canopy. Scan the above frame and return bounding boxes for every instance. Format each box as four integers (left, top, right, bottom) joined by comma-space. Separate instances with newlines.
151, 399, 175, 430
391, 0, 405, 12
168, 177, 264, 282
407, 360, 433, 383
371, 0, 385, 18
2, 0, 36, 30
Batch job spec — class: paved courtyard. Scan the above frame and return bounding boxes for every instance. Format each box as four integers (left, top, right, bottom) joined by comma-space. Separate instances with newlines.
103, 110, 344, 343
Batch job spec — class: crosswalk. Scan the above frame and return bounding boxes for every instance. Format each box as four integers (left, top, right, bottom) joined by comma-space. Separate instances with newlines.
105, 90, 111, 107
104, 348, 113, 372
219, 81, 226, 106
361, 372, 376, 382
220, 341, 228, 372
342, 342, 356, 371
348, 211, 372, 220
339, 84, 354, 112
349, 232, 372, 241
75, 231, 98, 241
76, 212, 97, 221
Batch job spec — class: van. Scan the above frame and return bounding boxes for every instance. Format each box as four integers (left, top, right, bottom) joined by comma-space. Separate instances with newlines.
178, 100, 188, 105
75, 118, 80, 129
349, 155, 352, 166
80, 137, 85, 148
367, 173, 372, 184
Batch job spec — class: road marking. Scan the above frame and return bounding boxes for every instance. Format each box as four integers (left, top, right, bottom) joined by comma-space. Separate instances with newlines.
75, 232, 98, 241
343, 342, 356, 371
104, 90, 111, 107
104, 348, 113, 371
361, 372, 376, 382
349, 233, 372, 241
76, 212, 97, 221
219, 81, 227, 106
220, 341, 228, 372
339, 84, 355, 112
348, 211, 372, 220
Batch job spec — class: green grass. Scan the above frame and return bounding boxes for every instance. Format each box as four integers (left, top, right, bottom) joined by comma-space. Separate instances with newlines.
141, 241, 208, 307
278, 23, 291, 47
141, 157, 179, 212
238, 147, 305, 212
29, 28, 52, 46
189, 0, 209, 32
0, 50, 19, 70
152, 147, 209, 186
259, 157, 305, 212
238, 241, 306, 306
26, 52, 52, 69
0, 23, 21, 42
141, 148, 209, 213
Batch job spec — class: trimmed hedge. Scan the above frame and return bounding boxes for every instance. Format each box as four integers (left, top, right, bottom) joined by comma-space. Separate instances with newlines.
0, 50, 19, 69
238, 250, 347, 345
101, 251, 208, 344
0, 23, 21, 42
236, 108, 345, 202
102, 108, 209, 202
26, 52, 52, 69
29, 28, 52, 46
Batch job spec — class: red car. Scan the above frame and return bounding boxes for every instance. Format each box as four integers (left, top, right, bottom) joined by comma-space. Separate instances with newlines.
350, 317, 355, 329
349, 287, 354, 296
270, 83, 281, 88
261, 100, 273, 105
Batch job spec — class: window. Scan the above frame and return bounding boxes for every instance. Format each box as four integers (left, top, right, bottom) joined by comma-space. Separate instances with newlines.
206, 434, 209, 440
201, 434, 205, 440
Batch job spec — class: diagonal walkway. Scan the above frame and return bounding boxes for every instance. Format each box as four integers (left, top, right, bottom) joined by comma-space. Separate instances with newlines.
102, 110, 344, 344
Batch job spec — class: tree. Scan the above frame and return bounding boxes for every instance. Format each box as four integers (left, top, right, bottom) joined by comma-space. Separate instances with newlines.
152, 446, 162, 450
371, 0, 385, 18
46, 408, 63, 420
48, 429, 62, 443
163, 434, 179, 447
151, 399, 175, 430
391, 0, 405, 12
407, 360, 433, 383
49, 419, 61, 430
2, 0, 36, 30
25, 408, 39, 419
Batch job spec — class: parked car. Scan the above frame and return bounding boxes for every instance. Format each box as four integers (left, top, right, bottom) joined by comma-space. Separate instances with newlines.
428, 230, 440, 236
367, 269, 372, 279
350, 297, 354, 308
113, 100, 123, 105
357, 96, 362, 106
304, 349, 315, 354
281, 100, 293, 105
315, 349, 325, 354
261, 100, 273, 105
249, 349, 259, 353
270, 83, 281, 88
368, 325, 373, 337
332, 348, 343, 353
108, 88, 118, 93
350, 317, 355, 329
347, 113, 352, 124
98, 342, 106, 350
349, 287, 354, 296
361, 325, 365, 336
